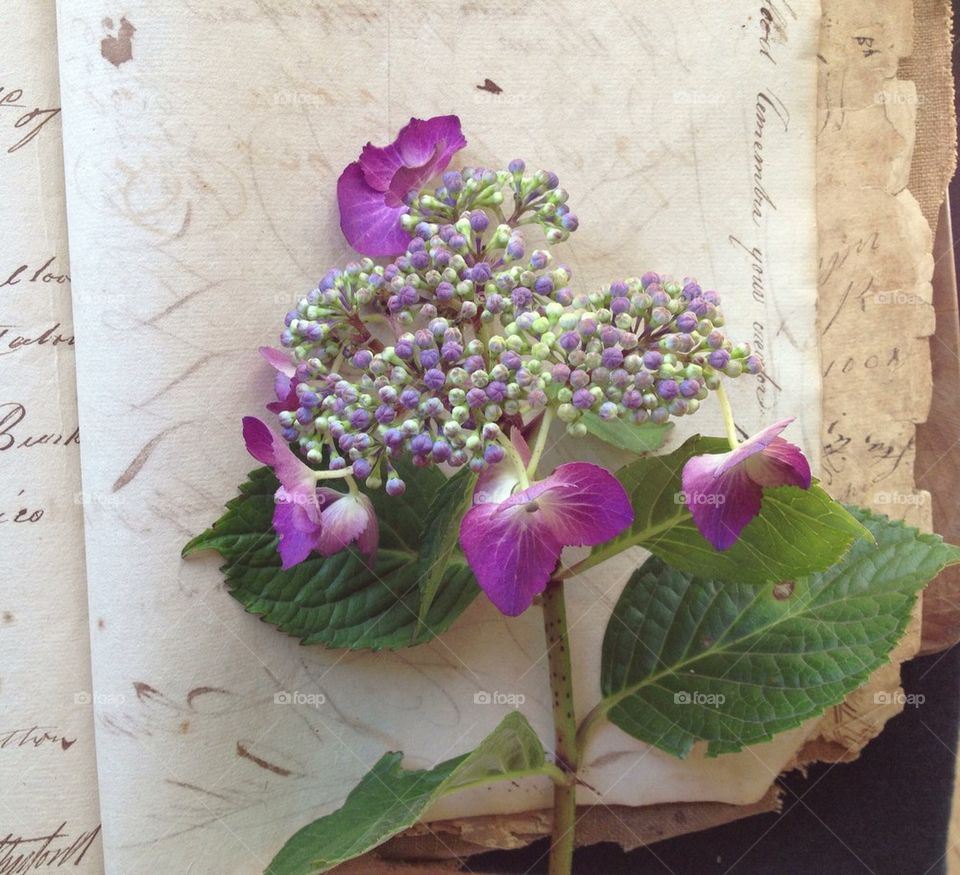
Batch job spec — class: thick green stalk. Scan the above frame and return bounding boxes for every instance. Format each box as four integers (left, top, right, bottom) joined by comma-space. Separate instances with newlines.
542, 578, 577, 875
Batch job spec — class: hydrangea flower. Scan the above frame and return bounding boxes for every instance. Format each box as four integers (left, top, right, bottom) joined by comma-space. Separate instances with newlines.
459, 431, 633, 615
242, 417, 377, 568
681, 418, 811, 550
337, 115, 466, 257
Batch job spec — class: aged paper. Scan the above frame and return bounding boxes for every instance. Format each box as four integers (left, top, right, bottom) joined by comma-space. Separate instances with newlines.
0, 0, 102, 869
56, 1, 820, 871
802, 0, 941, 760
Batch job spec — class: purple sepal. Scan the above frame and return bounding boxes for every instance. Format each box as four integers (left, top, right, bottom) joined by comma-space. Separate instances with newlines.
681, 418, 812, 550
460, 462, 633, 616
338, 115, 466, 257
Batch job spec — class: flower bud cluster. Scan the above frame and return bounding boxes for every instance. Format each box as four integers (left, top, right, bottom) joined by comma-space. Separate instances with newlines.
271, 165, 760, 492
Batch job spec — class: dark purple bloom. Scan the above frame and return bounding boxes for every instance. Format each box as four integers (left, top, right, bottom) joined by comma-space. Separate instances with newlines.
681, 418, 812, 550
337, 115, 467, 256
459, 438, 633, 616
242, 417, 377, 568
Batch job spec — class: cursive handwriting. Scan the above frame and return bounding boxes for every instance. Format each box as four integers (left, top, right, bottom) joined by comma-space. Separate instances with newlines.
0, 86, 61, 155
0, 404, 79, 452
0, 726, 75, 752
729, 235, 766, 304
0, 324, 74, 358
0, 823, 99, 871
0, 489, 44, 525
758, 2, 797, 66
0, 256, 70, 289
751, 91, 790, 227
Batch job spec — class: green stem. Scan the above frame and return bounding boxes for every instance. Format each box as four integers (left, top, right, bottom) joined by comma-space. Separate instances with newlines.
716, 382, 740, 450
498, 434, 531, 489
526, 409, 554, 479
542, 578, 577, 875
313, 467, 355, 481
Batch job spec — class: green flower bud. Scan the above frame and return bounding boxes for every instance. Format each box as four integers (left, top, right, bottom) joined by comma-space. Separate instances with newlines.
545, 302, 564, 322
531, 316, 551, 335
531, 341, 551, 360
452, 405, 469, 423
557, 402, 578, 423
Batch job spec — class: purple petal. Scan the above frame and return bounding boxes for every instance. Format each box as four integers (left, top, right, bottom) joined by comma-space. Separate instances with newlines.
242, 416, 276, 467
682, 458, 763, 550
317, 492, 377, 558
259, 346, 295, 377
242, 417, 316, 506
272, 497, 322, 569
337, 161, 412, 257
710, 418, 795, 478
680, 417, 811, 551
459, 501, 564, 616
495, 463, 633, 546
356, 499, 379, 562
359, 115, 466, 193
395, 115, 465, 170
473, 429, 532, 505
358, 141, 404, 193
460, 461, 633, 616
266, 374, 298, 413
745, 436, 812, 489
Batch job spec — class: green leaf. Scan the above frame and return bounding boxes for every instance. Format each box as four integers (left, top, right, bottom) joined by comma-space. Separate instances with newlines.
596, 508, 960, 758
577, 435, 871, 585
183, 463, 479, 651
415, 467, 478, 629
579, 412, 672, 455
265, 711, 553, 875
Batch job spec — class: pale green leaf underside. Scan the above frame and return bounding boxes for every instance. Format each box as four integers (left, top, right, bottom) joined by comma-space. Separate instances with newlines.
599, 508, 960, 757
265, 712, 550, 875
580, 412, 672, 455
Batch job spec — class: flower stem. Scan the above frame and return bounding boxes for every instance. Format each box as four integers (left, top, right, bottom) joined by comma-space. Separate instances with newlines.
526, 409, 554, 479
716, 383, 740, 450
313, 467, 355, 481
499, 434, 531, 489
542, 577, 577, 875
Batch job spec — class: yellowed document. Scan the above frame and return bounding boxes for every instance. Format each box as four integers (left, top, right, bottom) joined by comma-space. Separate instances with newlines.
54, 2, 821, 870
